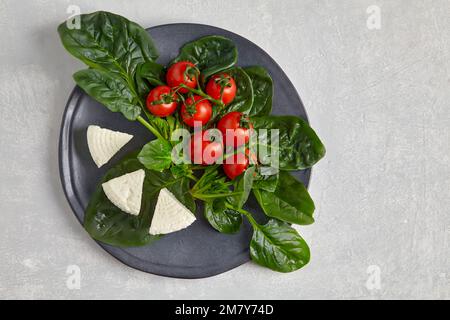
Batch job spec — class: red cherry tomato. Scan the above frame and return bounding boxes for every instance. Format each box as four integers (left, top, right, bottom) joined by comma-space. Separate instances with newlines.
189, 132, 223, 165
223, 151, 249, 180
181, 95, 212, 127
146, 86, 178, 117
166, 61, 198, 93
217, 111, 252, 148
205, 73, 237, 105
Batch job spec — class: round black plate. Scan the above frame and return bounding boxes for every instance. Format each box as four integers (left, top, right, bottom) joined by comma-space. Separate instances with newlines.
59, 23, 311, 279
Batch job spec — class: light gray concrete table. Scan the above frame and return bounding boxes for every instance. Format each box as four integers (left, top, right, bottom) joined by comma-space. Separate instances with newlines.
0, 0, 448, 299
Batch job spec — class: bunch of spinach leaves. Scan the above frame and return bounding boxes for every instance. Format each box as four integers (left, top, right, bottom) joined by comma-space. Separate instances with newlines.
58, 11, 325, 273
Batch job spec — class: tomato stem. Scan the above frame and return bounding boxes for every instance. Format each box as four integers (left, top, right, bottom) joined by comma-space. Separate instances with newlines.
179, 84, 224, 107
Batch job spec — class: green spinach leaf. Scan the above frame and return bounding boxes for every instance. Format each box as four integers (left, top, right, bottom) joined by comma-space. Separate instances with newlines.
137, 139, 173, 171
165, 173, 196, 214
250, 219, 310, 272
138, 61, 165, 86
204, 200, 242, 234
226, 67, 254, 114
229, 166, 256, 209
252, 170, 279, 192
251, 115, 326, 170
58, 11, 158, 77
73, 69, 141, 120
253, 171, 314, 225
84, 153, 195, 247
244, 66, 273, 116
135, 70, 151, 101
172, 36, 237, 79
135, 61, 165, 100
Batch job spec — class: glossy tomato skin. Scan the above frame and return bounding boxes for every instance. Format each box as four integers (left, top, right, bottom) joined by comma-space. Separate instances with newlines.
166, 61, 197, 93
223, 152, 249, 180
181, 95, 212, 127
205, 73, 237, 105
217, 111, 252, 148
146, 86, 178, 117
189, 132, 223, 165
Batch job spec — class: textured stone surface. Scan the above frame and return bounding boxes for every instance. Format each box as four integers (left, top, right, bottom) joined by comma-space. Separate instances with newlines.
0, 0, 449, 299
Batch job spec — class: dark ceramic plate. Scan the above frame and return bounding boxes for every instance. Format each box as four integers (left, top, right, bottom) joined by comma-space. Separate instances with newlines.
59, 23, 311, 279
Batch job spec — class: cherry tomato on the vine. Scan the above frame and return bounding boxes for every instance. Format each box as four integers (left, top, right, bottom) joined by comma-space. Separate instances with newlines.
223, 151, 249, 180
181, 95, 213, 127
205, 73, 237, 105
217, 111, 252, 148
166, 61, 198, 93
189, 131, 223, 165
146, 85, 178, 117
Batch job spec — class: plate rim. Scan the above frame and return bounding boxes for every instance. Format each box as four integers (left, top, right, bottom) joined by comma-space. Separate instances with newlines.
58, 22, 312, 279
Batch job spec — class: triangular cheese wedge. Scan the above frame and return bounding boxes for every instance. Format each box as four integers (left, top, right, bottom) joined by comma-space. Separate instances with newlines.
87, 125, 133, 167
149, 188, 196, 235
102, 169, 145, 216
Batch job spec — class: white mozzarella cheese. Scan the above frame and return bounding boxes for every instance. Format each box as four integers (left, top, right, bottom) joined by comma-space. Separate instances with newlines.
87, 125, 133, 168
149, 188, 196, 235
102, 169, 145, 216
